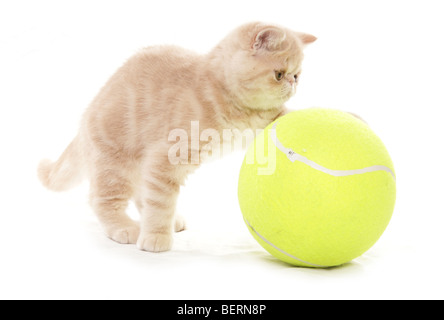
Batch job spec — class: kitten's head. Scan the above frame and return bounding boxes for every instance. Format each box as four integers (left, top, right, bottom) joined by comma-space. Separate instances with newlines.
212, 22, 316, 110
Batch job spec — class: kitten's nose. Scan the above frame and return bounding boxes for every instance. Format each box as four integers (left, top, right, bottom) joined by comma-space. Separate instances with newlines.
287, 74, 295, 85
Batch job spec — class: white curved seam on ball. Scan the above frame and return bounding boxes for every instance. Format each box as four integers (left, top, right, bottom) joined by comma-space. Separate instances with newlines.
270, 121, 396, 180
244, 218, 328, 268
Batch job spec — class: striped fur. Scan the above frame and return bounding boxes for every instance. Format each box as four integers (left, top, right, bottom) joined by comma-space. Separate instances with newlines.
37, 22, 316, 252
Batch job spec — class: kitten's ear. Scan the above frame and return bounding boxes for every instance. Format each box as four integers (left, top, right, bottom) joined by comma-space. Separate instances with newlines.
252, 27, 286, 51
297, 32, 317, 45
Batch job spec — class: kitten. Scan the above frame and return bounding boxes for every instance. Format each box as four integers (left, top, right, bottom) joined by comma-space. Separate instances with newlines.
38, 22, 316, 252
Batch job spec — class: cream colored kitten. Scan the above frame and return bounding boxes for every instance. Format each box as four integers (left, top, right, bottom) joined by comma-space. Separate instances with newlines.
38, 22, 316, 252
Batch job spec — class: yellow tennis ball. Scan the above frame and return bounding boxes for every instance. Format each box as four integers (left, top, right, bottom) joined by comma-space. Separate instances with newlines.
238, 108, 396, 268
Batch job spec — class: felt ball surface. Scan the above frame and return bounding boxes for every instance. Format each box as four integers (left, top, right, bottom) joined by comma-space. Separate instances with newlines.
238, 108, 396, 268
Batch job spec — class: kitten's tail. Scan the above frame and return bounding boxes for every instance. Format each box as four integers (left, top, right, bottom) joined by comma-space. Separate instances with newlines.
37, 135, 85, 191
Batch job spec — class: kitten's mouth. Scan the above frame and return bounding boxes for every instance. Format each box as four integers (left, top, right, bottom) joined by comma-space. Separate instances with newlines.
284, 89, 295, 99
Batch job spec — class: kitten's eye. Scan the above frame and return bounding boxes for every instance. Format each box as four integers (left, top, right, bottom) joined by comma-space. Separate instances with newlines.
275, 70, 284, 81
294, 74, 298, 81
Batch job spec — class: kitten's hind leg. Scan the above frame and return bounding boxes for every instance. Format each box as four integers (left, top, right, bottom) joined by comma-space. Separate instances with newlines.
90, 161, 140, 244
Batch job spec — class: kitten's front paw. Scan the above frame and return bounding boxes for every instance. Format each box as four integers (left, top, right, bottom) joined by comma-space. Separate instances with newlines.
105, 222, 140, 244
175, 215, 186, 233
137, 233, 173, 252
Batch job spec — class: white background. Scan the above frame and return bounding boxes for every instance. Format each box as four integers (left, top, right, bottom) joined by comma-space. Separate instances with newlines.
1, 0, 443, 300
